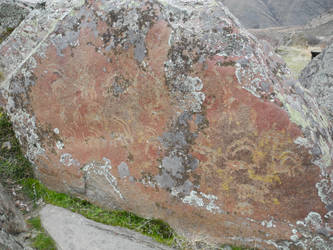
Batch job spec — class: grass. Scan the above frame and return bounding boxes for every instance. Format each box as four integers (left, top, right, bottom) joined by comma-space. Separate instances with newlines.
0, 111, 34, 182
28, 217, 57, 250
276, 45, 312, 79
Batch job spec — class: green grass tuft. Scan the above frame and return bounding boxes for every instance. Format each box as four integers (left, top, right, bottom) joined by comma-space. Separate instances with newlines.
28, 217, 57, 250
28, 217, 42, 231
21, 178, 176, 246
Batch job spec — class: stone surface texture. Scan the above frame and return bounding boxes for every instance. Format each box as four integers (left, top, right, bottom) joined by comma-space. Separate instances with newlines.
0, 230, 24, 250
0, 183, 26, 249
0, 0, 333, 249
40, 204, 172, 250
300, 42, 333, 127
0, 1, 29, 43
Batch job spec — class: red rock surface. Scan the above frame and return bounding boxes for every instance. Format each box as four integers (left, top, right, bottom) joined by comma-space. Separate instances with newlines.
0, 0, 332, 248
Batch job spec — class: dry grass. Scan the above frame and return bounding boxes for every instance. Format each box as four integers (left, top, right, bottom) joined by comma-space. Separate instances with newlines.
276, 46, 316, 79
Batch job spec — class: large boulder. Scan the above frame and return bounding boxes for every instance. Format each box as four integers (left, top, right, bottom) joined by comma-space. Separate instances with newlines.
300, 42, 333, 127
0, 0, 332, 248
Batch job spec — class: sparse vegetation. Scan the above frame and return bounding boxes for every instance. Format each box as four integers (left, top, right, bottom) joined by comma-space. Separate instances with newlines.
276, 46, 312, 78
0, 27, 15, 44
0, 110, 34, 182
28, 217, 57, 250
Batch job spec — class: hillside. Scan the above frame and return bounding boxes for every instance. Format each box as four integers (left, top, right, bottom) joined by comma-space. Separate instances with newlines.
249, 7, 333, 47
222, 0, 333, 28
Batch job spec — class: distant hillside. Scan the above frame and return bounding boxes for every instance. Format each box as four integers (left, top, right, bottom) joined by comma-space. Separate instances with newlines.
222, 0, 333, 28
305, 8, 333, 38
249, 8, 333, 48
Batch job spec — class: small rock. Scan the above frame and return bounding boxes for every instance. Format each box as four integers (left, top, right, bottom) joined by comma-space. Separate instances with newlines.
2, 141, 12, 150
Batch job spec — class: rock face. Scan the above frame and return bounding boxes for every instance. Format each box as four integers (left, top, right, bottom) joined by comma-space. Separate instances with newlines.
0, 183, 26, 249
0, 0, 333, 248
300, 42, 333, 126
0, 1, 29, 43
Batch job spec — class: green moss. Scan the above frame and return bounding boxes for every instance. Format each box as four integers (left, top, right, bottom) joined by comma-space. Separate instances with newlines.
0, 27, 15, 44
231, 246, 256, 250
0, 71, 4, 82
285, 103, 310, 128
0, 110, 34, 182
220, 244, 257, 250
28, 217, 42, 231
28, 217, 57, 250
216, 60, 236, 67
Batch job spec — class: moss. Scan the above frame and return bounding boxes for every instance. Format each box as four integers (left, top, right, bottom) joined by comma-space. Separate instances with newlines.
216, 60, 236, 67
0, 27, 15, 44
28, 217, 57, 250
285, 103, 310, 128
220, 245, 257, 250
0, 110, 34, 182
0, 71, 4, 82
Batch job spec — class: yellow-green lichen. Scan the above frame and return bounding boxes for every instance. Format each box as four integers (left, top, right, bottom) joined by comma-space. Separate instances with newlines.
285, 103, 310, 128
0, 27, 15, 44
0, 71, 4, 82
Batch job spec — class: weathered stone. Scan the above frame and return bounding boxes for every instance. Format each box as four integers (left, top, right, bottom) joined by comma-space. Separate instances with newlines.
0, 183, 27, 234
0, 230, 24, 250
0, 0, 333, 248
0, 1, 29, 44
300, 42, 333, 126
0, 183, 26, 249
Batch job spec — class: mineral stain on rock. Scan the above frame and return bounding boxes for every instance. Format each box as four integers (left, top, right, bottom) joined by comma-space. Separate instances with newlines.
0, 0, 333, 249
117, 161, 130, 179
109, 75, 131, 97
